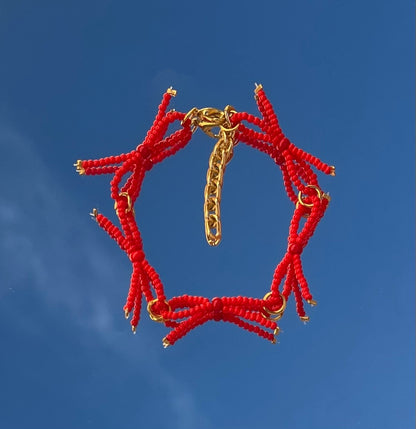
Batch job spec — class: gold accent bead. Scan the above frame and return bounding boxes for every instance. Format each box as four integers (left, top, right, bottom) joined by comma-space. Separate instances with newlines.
330, 166, 336, 176
167, 87, 177, 96
74, 160, 85, 175
323, 193, 331, 202
307, 299, 317, 307
162, 337, 171, 348
254, 83, 263, 94
124, 309, 130, 319
300, 315, 310, 322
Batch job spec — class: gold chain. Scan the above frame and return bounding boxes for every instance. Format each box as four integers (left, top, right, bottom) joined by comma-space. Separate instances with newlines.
183, 106, 237, 246
204, 126, 236, 245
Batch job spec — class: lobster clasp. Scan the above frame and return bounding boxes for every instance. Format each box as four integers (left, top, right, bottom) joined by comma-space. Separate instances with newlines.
198, 107, 229, 138
183, 105, 236, 138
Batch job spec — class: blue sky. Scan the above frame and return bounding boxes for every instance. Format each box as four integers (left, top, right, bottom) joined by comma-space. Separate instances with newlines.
0, 1, 414, 428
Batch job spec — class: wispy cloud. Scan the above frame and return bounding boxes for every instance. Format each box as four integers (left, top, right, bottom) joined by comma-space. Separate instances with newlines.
0, 124, 210, 429
0, 125, 114, 332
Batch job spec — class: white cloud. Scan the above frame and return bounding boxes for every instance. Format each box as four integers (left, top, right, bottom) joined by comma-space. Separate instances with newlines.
0, 123, 210, 429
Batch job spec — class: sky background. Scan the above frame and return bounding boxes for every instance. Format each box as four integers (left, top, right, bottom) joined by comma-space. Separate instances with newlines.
0, 1, 414, 428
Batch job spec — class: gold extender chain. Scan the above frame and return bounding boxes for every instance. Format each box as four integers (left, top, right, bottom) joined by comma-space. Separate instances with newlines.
204, 127, 236, 246
181, 105, 237, 246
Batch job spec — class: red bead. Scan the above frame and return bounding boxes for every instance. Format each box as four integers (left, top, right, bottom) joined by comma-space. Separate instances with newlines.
212, 297, 223, 312
278, 137, 290, 152
288, 243, 302, 254
129, 250, 145, 263
138, 145, 151, 158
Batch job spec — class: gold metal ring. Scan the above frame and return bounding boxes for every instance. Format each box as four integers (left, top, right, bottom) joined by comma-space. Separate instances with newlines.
262, 292, 287, 320
181, 107, 199, 131
297, 185, 322, 208
114, 192, 134, 214
147, 298, 171, 323
223, 105, 236, 127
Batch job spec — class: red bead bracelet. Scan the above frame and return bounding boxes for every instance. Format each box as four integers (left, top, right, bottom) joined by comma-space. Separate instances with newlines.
75, 85, 335, 347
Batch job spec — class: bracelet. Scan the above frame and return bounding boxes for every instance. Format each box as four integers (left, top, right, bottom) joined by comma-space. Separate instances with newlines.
75, 84, 335, 347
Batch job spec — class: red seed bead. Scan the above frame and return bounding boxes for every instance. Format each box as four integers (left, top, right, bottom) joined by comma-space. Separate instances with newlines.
288, 242, 302, 254
137, 145, 151, 158
278, 137, 290, 152
130, 250, 145, 263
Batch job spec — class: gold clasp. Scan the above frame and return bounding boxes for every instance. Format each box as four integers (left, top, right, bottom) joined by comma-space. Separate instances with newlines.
182, 105, 236, 138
